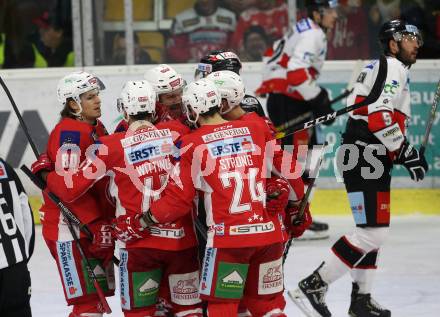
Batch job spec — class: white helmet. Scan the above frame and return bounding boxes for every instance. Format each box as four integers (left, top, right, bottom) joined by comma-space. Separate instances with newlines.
182, 78, 221, 124
120, 80, 156, 116
57, 71, 105, 114
144, 64, 185, 96
206, 70, 245, 114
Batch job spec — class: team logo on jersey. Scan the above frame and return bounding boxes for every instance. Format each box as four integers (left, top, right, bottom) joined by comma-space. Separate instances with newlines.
207, 136, 255, 158
0, 162, 7, 179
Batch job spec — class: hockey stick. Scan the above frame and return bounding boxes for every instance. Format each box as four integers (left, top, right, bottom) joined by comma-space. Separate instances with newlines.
21, 166, 112, 314
282, 142, 328, 264
0, 76, 112, 313
275, 55, 388, 140
275, 59, 363, 133
420, 79, 440, 155
275, 88, 353, 132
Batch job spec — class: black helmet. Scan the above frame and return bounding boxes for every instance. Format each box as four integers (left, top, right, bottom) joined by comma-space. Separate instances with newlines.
195, 50, 242, 79
379, 19, 423, 53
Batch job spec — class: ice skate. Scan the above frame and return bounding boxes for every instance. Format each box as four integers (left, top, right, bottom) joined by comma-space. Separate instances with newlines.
349, 282, 391, 317
296, 221, 330, 241
291, 263, 332, 317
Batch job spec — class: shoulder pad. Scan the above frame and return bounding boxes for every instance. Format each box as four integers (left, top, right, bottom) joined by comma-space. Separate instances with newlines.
0, 160, 8, 179
296, 19, 312, 33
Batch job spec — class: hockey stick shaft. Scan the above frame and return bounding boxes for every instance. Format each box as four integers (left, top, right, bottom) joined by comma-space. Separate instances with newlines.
20, 168, 113, 313
283, 142, 328, 264
0, 76, 111, 313
420, 79, 440, 155
274, 88, 353, 132
276, 55, 388, 140
20, 165, 93, 238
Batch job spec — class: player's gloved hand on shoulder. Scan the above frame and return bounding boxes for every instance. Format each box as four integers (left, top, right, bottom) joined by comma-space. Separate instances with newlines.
111, 213, 152, 243
31, 153, 53, 178
394, 138, 428, 182
309, 88, 335, 126
286, 201, 313, 238
88, 220, 115, 266
266, 176, 289, 214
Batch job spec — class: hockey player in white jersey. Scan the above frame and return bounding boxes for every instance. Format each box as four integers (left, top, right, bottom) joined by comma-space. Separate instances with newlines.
257, 0, 339, 240
291, 20, 426, 317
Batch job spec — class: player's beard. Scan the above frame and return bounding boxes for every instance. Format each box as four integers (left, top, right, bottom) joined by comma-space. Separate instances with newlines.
397, 46, 417, 66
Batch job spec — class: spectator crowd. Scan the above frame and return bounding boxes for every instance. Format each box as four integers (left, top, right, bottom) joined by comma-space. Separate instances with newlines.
0, 0, 439, 69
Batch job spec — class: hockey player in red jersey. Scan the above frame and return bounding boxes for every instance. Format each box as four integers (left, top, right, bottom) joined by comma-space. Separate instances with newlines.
206, 70, 312, 242
134, 78, 290, 316
114, 64, 187, 134
45, 80, 202, 317
291, 20, 426, 317
31, 71, 115, 317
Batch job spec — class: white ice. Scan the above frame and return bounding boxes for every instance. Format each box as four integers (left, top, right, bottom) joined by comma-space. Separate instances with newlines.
29, 215, 440, 317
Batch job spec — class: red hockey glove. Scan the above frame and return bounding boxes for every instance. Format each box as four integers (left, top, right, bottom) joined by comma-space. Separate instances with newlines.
111, 214, 151, 244
88, 220, 115, 266
31, 153, 54, 176
266, 176, 290, 214
286, 202, 313, 238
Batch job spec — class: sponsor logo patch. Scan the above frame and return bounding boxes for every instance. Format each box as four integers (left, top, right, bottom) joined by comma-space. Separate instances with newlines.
376, 192, 390, 224
258, 258, 283, 295
348, 192, 367, 225
215, 262, 248, 299
56, 241, 83, 299
59, 130, 81, 146
169, 271, 201, 305
200, 248, 217, 296
207, 136, 254, 158
124, 135, 173, 164
229, 221, 275, 235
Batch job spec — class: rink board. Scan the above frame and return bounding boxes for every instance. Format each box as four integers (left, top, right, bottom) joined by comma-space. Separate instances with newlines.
29, 188, 440, 224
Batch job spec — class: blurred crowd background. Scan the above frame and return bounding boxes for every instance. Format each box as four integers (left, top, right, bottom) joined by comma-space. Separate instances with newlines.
0, 0, 439, 69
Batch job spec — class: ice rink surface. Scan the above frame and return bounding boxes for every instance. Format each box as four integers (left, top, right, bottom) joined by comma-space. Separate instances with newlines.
29, 215, 440, 317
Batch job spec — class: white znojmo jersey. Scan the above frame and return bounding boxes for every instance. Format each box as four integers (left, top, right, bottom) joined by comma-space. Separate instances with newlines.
259, 18, 327, 100
347, 56, 411, 151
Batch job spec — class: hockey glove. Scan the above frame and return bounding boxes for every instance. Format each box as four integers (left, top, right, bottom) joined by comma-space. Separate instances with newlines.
111, 213, 151, 243
309, 88, 335, 126
88, 220, 115, 266
31, 153, 54, 177
394, 138, 428, 182
286, 201, 313, 238
266, 176, 290, 214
